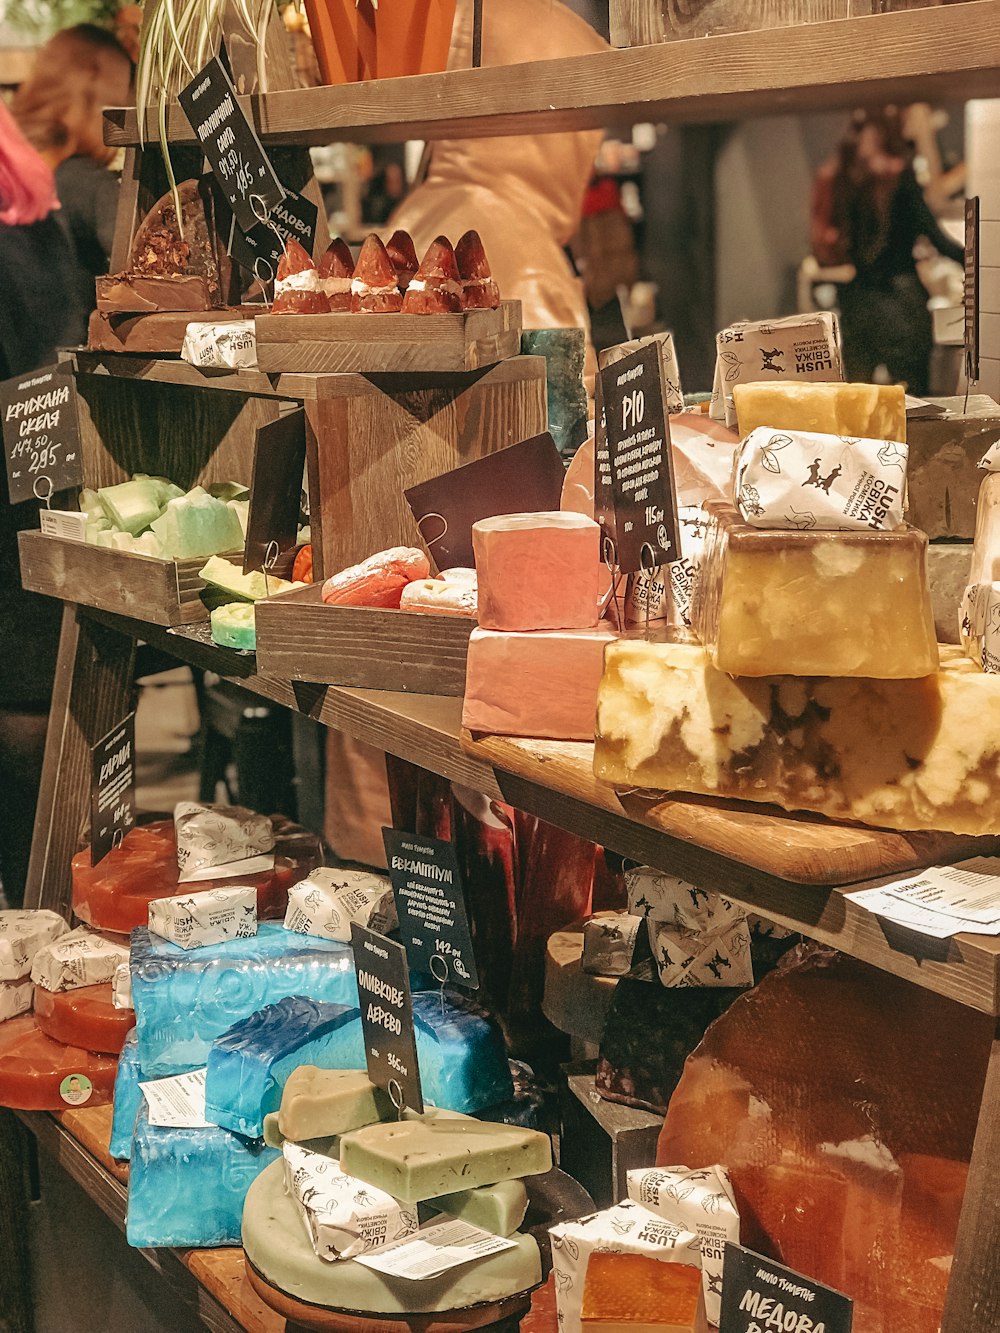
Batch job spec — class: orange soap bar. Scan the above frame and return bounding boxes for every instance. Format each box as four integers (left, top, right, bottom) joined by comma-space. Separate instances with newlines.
34, 982, 135, 1055
71, 818, 322, 935
582, 1253, 704, 1333
0, 1015, 118, 1110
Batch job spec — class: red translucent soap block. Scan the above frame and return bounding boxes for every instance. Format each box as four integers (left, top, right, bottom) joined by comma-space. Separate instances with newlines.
0, 1015, 118, 1110
35, 982, 135, 1055
71, 816, 323, 934
657, 946, 992, 1333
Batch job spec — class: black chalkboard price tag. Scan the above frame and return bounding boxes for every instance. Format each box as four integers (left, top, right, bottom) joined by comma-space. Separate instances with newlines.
1, 362, 83, 505
229, 189, 319, 283
965, 195, 980, 385
244, 409, 306, 577
90, 712, 136, 866
720, 1244, 853, 1333
351, 923, 424, 1115
178, 56, 284, 234
599, 341, 680, 574
382, 829, 479, 990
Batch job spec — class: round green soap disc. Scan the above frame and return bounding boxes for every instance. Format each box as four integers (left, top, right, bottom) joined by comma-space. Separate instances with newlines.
210, 602, 256, 650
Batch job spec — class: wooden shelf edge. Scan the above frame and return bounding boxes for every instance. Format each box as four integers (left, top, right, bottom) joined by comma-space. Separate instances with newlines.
104, 2, 1000, 147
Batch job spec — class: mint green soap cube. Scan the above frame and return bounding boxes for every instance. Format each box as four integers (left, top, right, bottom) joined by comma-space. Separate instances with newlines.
97, 478, 164, 536
150, 486, 244, 559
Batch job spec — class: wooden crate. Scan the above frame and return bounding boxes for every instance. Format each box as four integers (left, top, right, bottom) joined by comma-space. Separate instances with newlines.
610, 0, 953, 44
254, 301, 521, 374
254, 584, 473, 693
87, 308, 258, 356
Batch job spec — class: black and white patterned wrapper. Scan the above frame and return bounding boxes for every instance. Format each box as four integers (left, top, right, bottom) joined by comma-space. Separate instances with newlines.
626, 867, 753, 989
711, 312, 843, 429
960, 580, 1000, 673
0, 909, 68, 982
174, 802, 276, 883
180, 321, 257, 370
30, 926, 129, 993
625, 504, 711, 630
283, 867, 398, 943
581, 912, 644, 978
0, 978, 33, 1023
148, 884, 258, 949
283, 1143, 418, 1262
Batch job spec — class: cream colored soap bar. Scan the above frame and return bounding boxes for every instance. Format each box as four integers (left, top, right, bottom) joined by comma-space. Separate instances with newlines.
278, 1066, 392, 1142
971, 472, 1000, 585
594, 637, 1000, 834
692, 502, 938, 678
733, 380, 906, 442
427, 1179, 529, 1236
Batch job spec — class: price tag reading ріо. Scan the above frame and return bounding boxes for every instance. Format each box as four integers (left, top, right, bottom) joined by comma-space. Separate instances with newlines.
382, 828, 479, 990
351, 923, 423, 1115
90, 712, 136, 866
1, 362, 83, 505
719, 1243, 853, 1333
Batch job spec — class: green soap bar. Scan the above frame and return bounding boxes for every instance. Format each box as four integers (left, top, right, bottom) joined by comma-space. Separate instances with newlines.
339, 1117, 552, 1203
134, 473, 184, 506
211, 603, 256, 650
98, 478, 164, 536
80, 488, 102, 519
85, 518, 112, 543
262, 1114, 340, 1156
199, 555, 303, 603
150, 486, 244, 560
278, 1066, 392, 1142
207, 481, 250, 502
427, 1178, 529, 1236
242, 1159, 542, 1313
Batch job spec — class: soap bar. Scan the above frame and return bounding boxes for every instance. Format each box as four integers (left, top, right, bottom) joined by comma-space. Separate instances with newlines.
411, 990, 514, 1115
72, 816, 321, 933
243, 1159, 542, 1313
427, 1178, 529, 1236
284, 867, 397, 942
148, 884, 258, 949
473, 511, 600, 631
0, 911, 68, 981
130, 921, 358, 1078
339, 1117, 552, 1202
34, 981, 135, 1054
205, 997, 365, 1138
581, 1252, 705, 1333
211, 602, 256, 650
594, 638, 1000, 835
542, 921, 618, 1044
278, 1066, 392, 1142
691, 502, 938, 678
0, 1015, 118, 1109
149, 485, 244, 560
284, 1142, 419, 1261
173, 801, 274, 880
110, 1030, 144, 1159
30, 927, 129, 993
732, 380, 906, 442
127, 1103, 278, 1247
112, 962, 132, 1010
0, 979, 33, 1023
581, 913, 643, 978
713, 312, 842, 428
462, 626, 616, 740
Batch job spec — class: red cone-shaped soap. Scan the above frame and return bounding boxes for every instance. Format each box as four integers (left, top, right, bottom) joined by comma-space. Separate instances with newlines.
71, 816, 323, 935
0, 1015, 118, 1110
34, 982, 135, 1055
318, 237, 354, 312
456, 230, 500, 309
402, 236, 463, 314
272, 237, 329, 314
351, 234, 402, 313
386, 229, 419, 290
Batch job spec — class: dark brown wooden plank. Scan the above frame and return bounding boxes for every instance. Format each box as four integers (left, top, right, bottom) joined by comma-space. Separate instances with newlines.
608, 0, 956, 45
87, 308, 260, 356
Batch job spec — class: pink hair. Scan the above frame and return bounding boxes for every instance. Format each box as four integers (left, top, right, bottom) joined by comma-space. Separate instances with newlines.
0, 99, 59, 226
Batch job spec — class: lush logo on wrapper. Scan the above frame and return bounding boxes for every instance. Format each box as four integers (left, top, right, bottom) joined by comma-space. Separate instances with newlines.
351, 923, 423, 1114
720, 1243, 852, 1333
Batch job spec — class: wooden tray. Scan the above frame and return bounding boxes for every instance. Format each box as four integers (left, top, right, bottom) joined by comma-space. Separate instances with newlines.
254, 301, 521, 374
18, 530, 210, 627
87, 307, 259, 355
254, 584, 473, 694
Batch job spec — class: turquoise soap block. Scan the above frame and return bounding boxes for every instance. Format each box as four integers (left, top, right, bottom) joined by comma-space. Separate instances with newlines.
126, 1103, 278, 1248
205, 996, 366, 1138
130, 923, 358, 1078
110, 1030, 145, 1160
411, 990, 513, 1114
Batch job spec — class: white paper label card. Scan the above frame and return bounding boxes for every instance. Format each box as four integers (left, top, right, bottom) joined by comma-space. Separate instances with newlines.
354, 1216, 516, 1281
140, 1069, 212, 1128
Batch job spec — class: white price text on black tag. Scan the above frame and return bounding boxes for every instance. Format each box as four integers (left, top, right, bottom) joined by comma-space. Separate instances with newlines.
720, 1243, 853, 1333
178, 56, 284, 235
351, 923, 423, 1115
90, 712, 136, 866
382, 829, 479, 990
1, 362, 83, 505
229, 190, 318, 283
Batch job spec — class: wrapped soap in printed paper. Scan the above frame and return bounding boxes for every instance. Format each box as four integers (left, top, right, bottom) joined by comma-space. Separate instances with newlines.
30, 927, 129, 993
0, 910, 68, 981
284, 1142, 419, 1261
0, 978, 33, 1023
148, 884, 257, 949
550, 1200, 703, 1333
960, 581, 1000, 673
626, 1165, 740, 1327
180, 320, 257, 370
734, 427, 907, 532
174, 802, 275, 883
711, 312, 843, 428
112, 962, 133, 1010
581, 913, 643, 978
283, 868, 397, 942
626, 868, 754, 989
625, 505, 711, 632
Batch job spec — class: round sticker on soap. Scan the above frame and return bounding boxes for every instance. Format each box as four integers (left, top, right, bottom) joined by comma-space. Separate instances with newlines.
60, 1074, 93, 1106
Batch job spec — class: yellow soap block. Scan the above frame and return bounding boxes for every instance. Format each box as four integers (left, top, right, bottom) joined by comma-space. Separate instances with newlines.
581, 1253, 705, 1333
594, 637, 1000, 835
733, 380, 906, 442
692, 503, 938, 678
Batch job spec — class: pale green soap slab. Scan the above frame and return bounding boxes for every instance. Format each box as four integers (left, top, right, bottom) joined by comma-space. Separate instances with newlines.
151, 487, 243, 559
97, 478, 163, 536
427, 1179, 529, 1236
211, 603, 256, 650
278, 1066, 392, 1143
242, 1159, 541, 1313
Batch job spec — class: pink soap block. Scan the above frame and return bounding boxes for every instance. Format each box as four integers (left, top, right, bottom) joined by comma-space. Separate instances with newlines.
462, 625, 616, 740
473, 511, 600, 631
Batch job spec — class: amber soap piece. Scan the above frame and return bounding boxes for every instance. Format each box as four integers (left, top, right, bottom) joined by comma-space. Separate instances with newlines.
733, 380, 906, 441
692, 502, 937, 678
581, 1253, 705, 1333
34, 982, 135, 1055
595, 638, 1000, 834
0, 1015, 118, 1110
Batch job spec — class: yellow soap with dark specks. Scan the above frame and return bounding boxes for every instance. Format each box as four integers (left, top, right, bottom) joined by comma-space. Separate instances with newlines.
733, 380, 906, 441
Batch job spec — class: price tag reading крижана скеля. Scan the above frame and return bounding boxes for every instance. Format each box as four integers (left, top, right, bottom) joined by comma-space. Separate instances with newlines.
1, 362, 83, 505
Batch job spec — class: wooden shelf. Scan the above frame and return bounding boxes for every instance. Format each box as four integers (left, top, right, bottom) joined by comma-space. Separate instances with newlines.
103, 2, 1000, 149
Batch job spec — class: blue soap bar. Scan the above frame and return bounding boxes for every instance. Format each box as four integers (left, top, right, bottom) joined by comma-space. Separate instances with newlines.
126, 1103, 278, 1248
412, 990, 513, 1114
110, 1030, 144, 1160
130, 922, 358, 1077
205, 996, 366, 1137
